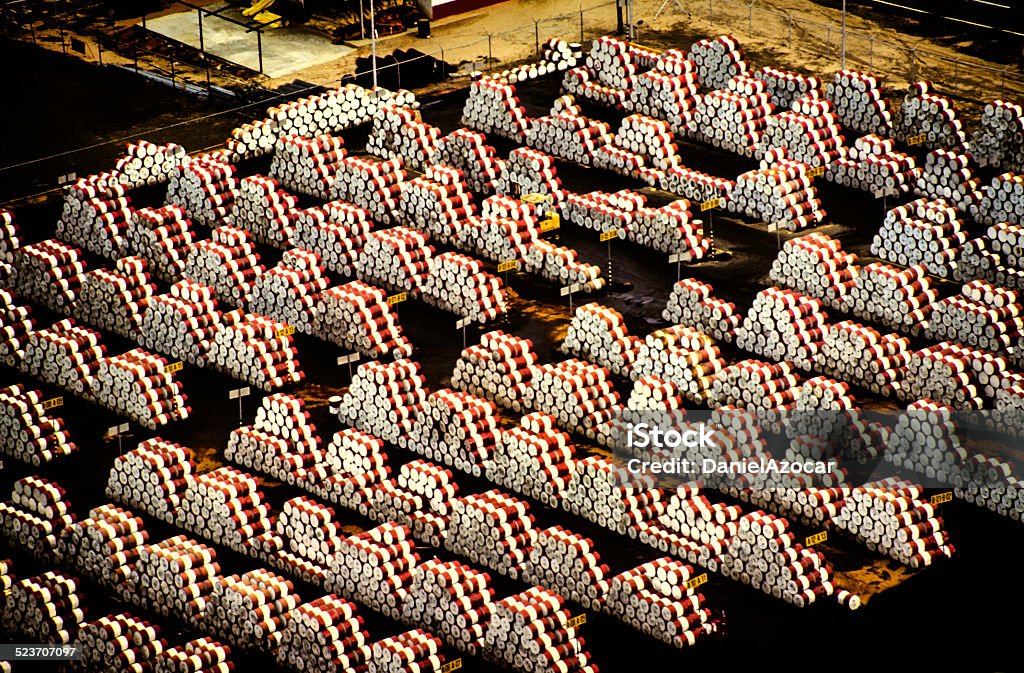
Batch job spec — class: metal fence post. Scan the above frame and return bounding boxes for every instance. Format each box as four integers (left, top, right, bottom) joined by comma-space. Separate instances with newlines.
440, 46, 446, 78
748, 1, 755, 37
199, 10, 205, 53
1002, 67, 1008, 97
579, 9, 584, 43
787, 13, 793, 44
709, 0, 713, 23
535, 19, 540, 58
869, 36, 874, 69
487, 33, 493, 67
953, 58, 959, 95
98, 44, 103, 65
171, 59, 176, 88
909, 47, 917, 83
59, 25, 66, 53
826, 24, 831, 55
257, 30, 264, 73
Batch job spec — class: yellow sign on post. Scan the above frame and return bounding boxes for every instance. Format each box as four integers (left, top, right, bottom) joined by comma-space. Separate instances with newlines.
600, 229, 619, 242
498, 260, 520, 273
274, 325, 296, 338
567, 614, 587, 628
930, 492, 953, 506
386, 292, 407, 306
42, 397, 64, 410
441, 660, 462, 673
806, 531, 828, 546
164, 362, 184, 373
808, 165, 826, 178
907, 134, 927, 146
700, 198, 722, 212
685, 573, 708, 589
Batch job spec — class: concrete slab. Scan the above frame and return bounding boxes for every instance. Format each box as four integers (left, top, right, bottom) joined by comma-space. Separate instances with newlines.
145, 2, 353, 78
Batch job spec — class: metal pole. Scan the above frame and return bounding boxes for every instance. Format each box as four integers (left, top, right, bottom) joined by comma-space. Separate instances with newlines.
841, 0, 846, 70
488, 33, 492, 67
371, 0, 378, 88
953, 59, 959, 95
98, 44, 103, 65
199, 10, 205, 53
627, 0, 635, 40
360, 0, 366, 39
59, 25, 66, 53
579, 8, 584, 43
535, 20, 540, 58
787, 14, 792, 44
748, 1, 753, 38
171, 59, 176, 88
1002, 68, 1008, 97
869, 36, 874, 69
142, 12, 147, 29
257, 30, 264, 73
238, 397, 244, 426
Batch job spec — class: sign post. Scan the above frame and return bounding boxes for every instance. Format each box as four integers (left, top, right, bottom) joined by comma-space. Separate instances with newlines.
560, 281, 585, 314
105, 422, 131, 455
337, 353, 360, 380
700, 197, 722, 257
600, 228, 619, 284
229, 387, 251, 426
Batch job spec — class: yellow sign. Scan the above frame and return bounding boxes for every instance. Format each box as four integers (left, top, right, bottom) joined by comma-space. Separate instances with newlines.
566, 614, 587, 628
808, 166, 826, 178
498, 260, 520, 273
42, 397, 64, 410
386, 292, 407, 306
907, 134, 927, 146
685, 573, 708, 589
274, 326, 296, 338
441, 660, 462, 673
163, 362, 184, 373
700, 198, 721, 212
522, 193, 550, 204
600, 229, 619, 242
539, 212, 561, 232
806, 531, 828, 546
930, 491, 953, 505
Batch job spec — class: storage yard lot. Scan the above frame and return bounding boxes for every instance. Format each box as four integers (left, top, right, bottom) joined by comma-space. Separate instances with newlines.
0, 18, 1022, 673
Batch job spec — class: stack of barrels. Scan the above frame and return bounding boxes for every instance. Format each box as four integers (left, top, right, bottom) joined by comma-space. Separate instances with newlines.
846, 262, 935, 335
494, 147, 565, 205
275, 595, 371, 673
257, 496, 340, 575
322, 428, 390, 512
522, 240, 605, 293
461, 77, 530, 142
290, 201, 373, 276
1, 571, 84, 645
768, 233, 857, 310
592, 114, 681, 185
74, 256, 155, 338
330, 522, 418, 619
561, 303, 640, 377
127, 205, 197, 282
226, 117, 278, 160
562, 36, 633, 108
754, 66, 820, 109
487, 413, 574, 508
912, 149, 982, 212
230, 175, 299, 248
957, 222, 1024, 291
90, 348, 191, 429
247, 248, 329, 335
204, 569, 299, 651
115, 140, 187, 188
57, 176, 131, 258
13, 239, 86, 312
368, 630, 445, 673
182, 225, 264, 307
687, 75, 771, 156
606, 558, 715, 647
0, 475, 73, 561
727, 154, 826, 231
165, 154, 237, 227
0, 384, 77, 465
827, 133, 917, 196
870, 198, 965, 278
155, 638, 232, 673
432, 128, 503, 194
817, 321, 910, 395
897, 81, 967, 150
626, 49, 699, 126
887, 400, 965, 481
57, 504, 146, 589
405, 388, 499, 476
398, 168, 475, 244
123, 535, 218, 622
662, 279, 741, 342
20, 319, 102, 394
445, 490, 534, 577
458, 195, 539, 263
521, 359, 621, 443
313, 280, 412, 357
483, 587, 594, 673
973, 100, 1024, 171
630, 325, 725, 404
825, 70, 893, 136
269, 135, 346, 200
450, 330, 536, 410
174, 466, 271, 554
522, 526, 609, 609
0, 288, 32, 365
687, 35, 748, 89
107, 438, 194, 523
901, 343, 997, 408
526, 96, 612, 166
925, 280, 1022, 354
337, 359, 427, 443
371, 460, 457, 547
367, 105, 440, 171
330, 156, 407, 227
735, 287, 828, 370
208, 312, 304, 391
226, 392, 321, 487
402, 559, 493, 655
563, 456, 660, 535
76, 612, 166, 671
140, 280, 228, 364
355, 227, 434, 295
755, 94, 845, 168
